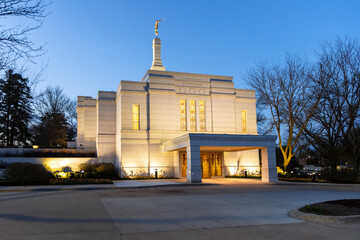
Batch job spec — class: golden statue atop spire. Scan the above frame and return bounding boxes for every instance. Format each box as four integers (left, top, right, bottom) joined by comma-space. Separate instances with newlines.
154, 19, 165, 36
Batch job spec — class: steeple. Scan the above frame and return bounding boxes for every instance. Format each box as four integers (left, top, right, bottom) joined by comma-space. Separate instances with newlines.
151, 37, 165, 71
150, 19, 165, 71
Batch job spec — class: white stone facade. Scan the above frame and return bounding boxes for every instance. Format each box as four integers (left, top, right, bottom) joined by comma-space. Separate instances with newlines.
76, 37, 278, 183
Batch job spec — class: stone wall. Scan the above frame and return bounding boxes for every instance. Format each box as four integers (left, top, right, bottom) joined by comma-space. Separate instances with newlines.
0, 157, 101, 172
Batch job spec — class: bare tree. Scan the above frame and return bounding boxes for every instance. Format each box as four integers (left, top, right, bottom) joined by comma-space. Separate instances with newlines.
0, 0, 47, 70
248, 55, 321, 171
66, 99, 77, 141
33, 86, 76, 146
256, 102, 273, 135
313, 37, 360, 177
34, 87, 72, 117
301, 79, 344, 174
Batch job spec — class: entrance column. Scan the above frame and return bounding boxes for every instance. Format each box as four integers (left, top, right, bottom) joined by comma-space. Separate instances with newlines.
261, 147, 278, 183
186, 144, 202, 183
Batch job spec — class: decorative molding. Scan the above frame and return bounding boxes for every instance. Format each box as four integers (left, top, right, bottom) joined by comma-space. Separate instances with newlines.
176, 87, 210, 95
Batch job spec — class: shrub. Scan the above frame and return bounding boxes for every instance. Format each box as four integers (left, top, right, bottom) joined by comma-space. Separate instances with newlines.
78, 163, 97, 173
69, 172, 81, 178
120, 176, 176, 180
320, 169, 358, 183
49, 178, 112, 185
4, 162, 54, 183
278, 177, 327, 183
225, 175, 261, 179
96, 163, 116, 178
78, 162, 117, 178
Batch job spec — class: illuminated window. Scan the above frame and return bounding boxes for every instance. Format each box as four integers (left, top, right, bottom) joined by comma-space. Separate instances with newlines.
241, 110, 247, 133
199, 101, 205, 132
132, 104, 140, 130
180, 100, 186, 131
190, 100, 196, 131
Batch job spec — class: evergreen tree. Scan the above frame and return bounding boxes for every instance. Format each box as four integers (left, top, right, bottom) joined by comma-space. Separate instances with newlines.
0, 69, 32, 146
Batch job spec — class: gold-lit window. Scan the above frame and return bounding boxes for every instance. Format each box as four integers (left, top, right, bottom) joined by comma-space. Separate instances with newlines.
180, 100, 186, 131
190, 100, 196, 131
241, 110, 247, 133
199, 101, 205, 132
132, 104, 140, 130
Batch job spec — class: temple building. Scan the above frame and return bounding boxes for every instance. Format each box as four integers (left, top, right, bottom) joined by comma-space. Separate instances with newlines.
76, 33, 278, 183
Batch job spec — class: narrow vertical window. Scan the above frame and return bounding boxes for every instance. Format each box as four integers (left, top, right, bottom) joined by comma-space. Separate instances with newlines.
180, 100, 186, 131
132, 104, 140, 130
241, 110, 247, 133
199, 100, 205, 132
190, 100, 196, 131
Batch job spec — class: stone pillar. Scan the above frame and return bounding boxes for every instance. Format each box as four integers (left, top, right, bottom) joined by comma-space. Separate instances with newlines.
173, 151, 180, 178
261, 147, 278, 183
186, 145, 202, 183
150, 37, 166, 71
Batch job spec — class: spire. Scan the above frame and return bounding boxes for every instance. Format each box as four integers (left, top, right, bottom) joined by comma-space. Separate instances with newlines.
150, 37, 165, 71
151, 19, 165, 71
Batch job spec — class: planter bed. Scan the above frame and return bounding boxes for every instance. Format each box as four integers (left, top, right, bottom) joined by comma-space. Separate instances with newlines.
49, 178, 113, 185
300, 199, 360, 216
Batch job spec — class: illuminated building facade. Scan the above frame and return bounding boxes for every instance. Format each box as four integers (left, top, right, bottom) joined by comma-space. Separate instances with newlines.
76, 37, 278, 183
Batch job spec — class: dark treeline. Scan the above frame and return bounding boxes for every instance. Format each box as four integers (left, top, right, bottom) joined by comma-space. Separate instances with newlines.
249, 37, 360, 181
0, 70, 77, 148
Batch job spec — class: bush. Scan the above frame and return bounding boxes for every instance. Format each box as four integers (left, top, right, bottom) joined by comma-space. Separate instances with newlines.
78, 163, 97, 173
225, 175, 261, 179
4, 162, 54, 183
96, 163, 116, 178
278, 177, 327, 183
78, 162, 117, 179
320, 169, 358, 183
120, 176, 176, 180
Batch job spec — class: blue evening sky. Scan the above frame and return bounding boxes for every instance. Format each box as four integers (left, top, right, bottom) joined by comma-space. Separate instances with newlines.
29, 0, 360, 99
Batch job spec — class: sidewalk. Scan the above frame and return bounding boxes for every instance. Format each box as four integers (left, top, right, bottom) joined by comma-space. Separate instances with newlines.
2, 178, 359, 192
113, 179, 186, 188
0, 178, 266, 192
0, 179, 188, 192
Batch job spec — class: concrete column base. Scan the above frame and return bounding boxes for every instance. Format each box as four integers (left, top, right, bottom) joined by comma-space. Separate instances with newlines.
261, 147, 278, 183
186, 145, 202, 183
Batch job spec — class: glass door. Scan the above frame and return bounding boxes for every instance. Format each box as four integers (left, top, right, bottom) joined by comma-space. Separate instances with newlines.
181, 152, 187, 177
201, 153, 210, 178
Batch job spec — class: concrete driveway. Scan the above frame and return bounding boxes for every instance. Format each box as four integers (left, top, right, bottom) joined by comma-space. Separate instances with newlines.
1, 179, 360, 239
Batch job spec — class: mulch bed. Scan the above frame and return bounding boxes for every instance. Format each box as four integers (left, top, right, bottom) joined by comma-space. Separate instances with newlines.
300, 199, 360, 216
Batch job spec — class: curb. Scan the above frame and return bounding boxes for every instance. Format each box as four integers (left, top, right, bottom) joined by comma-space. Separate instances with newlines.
0, 186, 118, 192
278, 181, 360, 187
288, 209, 360, 224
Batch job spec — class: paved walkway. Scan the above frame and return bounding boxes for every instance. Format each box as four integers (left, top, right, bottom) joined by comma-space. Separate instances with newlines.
1, 178, 359, 191
112, 179, 185, 188
102, 185, 360, 234
0, 179, 186, 191
1, 179, 360, 239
